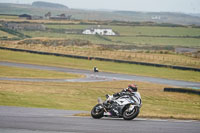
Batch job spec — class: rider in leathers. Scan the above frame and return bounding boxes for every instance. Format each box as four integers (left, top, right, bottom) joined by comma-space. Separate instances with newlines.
104, 84, 138, 116
113, 84, 138, 98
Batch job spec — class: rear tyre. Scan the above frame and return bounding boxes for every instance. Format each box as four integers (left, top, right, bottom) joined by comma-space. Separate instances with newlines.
123, 106, 139, 120
91, 104, 104, 119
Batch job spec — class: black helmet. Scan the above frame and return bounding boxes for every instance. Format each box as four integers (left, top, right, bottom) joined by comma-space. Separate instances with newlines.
128, 84, 137, 92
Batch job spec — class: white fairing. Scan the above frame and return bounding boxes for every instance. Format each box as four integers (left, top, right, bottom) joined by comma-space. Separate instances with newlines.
133, 92, 142, 105
115, 96, 130, 105
111, 92, 142, 106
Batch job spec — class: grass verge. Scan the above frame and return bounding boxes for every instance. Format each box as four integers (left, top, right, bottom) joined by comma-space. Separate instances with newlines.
0, 65, 84, 79
0, 50, 200, 82
0, 80, 199, 120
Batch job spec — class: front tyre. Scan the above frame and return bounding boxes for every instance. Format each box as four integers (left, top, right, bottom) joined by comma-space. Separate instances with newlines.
123, 106, 140, 120
91, 104, 104, 119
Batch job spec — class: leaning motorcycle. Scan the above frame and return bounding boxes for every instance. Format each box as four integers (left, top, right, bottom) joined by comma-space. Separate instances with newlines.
91, 92, 142, 120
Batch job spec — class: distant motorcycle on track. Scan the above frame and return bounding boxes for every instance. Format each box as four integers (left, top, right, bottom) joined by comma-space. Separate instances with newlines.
93, 66, 99, 72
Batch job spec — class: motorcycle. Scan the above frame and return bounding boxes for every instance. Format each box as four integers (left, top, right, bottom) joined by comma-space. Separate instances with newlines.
91, 92, 142, 120
93, 66, 99, 72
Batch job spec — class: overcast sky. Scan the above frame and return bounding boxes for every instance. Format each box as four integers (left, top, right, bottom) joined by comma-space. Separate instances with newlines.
0, 0, 200, 13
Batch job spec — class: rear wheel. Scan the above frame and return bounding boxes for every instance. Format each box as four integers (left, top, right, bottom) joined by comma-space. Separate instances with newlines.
123, 106, 139, 120
91, 104, 104, 119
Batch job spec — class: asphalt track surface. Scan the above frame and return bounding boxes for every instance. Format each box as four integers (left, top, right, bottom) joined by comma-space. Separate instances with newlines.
0, 106, 200, 133
0, 61, 200, 88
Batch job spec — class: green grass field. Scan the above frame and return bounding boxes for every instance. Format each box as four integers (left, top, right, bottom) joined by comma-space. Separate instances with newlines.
109, 25, 200, 36
21, 30, 200, 47
0, 65, 83, 79
21, 24, 200, 47
0, 50, 200, 82
108, 36, 200, 47
46, 24, 90, 30
1, 16, 200, 47
46, 24, 200, 37
21, 31, 113, 45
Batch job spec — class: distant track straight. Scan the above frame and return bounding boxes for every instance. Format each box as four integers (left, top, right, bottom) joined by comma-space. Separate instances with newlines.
0, 61, 200, 88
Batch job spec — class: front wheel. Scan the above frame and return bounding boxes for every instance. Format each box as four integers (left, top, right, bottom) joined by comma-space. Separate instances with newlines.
91, 104, 104, 119
123, 106, 140, 120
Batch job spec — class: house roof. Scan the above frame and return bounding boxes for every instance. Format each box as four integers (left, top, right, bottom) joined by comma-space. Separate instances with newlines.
19, 14, 32, 18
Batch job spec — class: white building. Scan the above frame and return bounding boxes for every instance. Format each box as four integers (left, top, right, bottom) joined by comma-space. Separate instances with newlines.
151, 16, 161, 20
82, 27, 116, 36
